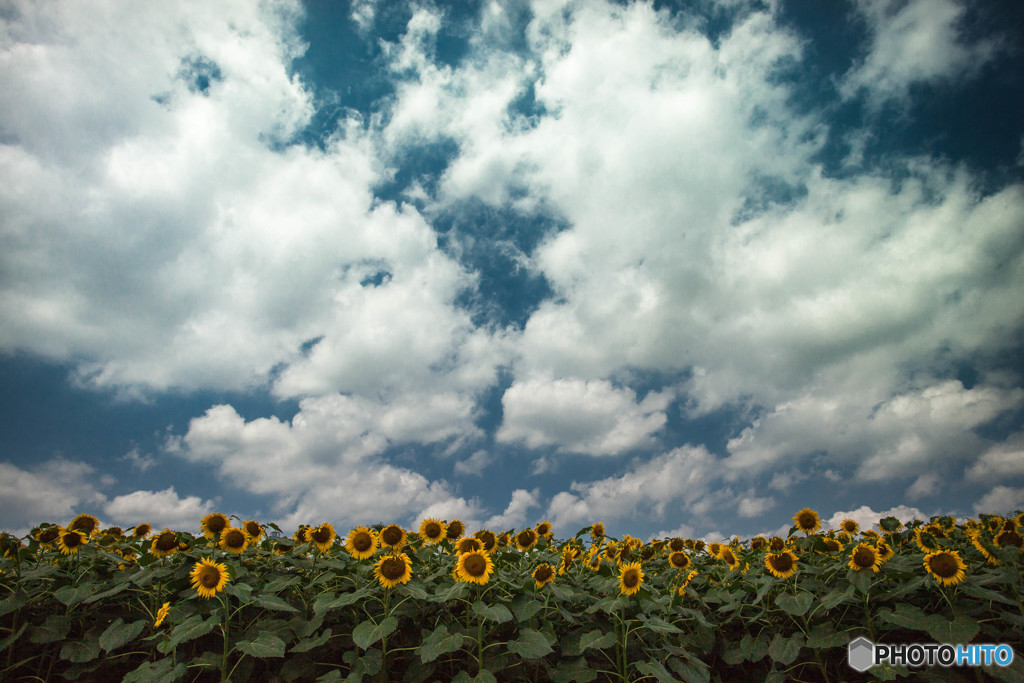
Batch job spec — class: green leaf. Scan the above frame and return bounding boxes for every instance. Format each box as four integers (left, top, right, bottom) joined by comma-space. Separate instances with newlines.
165, 615, 217, 649
291, 628, 332, 653
0, 622, 27, 650
255, 593, 299, 613
635, 660, 679, 682
549, 656, 598, 683
262, 574, 300, 593
805, 624, 848, 649
453, 670, 497, 683
668, 656, 711, 683
99, 618, 146, 652
877, 604, 930, 632
472, 600, 513, 623
352, 616, 397, 650
959, 582, 1017, 606
235, 632, 286, 658
224, 582, 253, 601
640, 614, 684, 633
578, 629, 616, 653
0, 592, 27, 617
84, 581, 130, 603
923, 614, 979, 643
513, 598, 543, 622
399, 583, 429, 600
123, 658, 188, 683
314, 587, 371, 614
847, 568, 873, 596
774, 591, 813, 616
418, 624, 465, 663
739, 632, 770, 662
60, 638, 101, 663
767, 633, 803, 665
820, 584, 855, 610
54, 584, 93, 606
21, 563, 59, 580
508, 628, 553, 659
30, 614, 72, 644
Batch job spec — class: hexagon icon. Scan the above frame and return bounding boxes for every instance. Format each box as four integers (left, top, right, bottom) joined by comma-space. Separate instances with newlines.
848, 637, 875, 672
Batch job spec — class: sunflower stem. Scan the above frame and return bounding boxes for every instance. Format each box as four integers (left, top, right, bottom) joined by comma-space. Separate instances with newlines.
220, 592, 231, 679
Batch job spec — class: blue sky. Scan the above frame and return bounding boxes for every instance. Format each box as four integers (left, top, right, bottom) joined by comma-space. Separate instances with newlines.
2, 0, 1023, 541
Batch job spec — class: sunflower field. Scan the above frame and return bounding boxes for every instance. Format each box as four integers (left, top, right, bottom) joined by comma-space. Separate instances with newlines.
1, 510, 1022, 682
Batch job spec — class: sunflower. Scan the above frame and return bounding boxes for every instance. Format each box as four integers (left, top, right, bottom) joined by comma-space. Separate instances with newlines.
456, 550, 494, 585
0, 532, 23, 559
914, 528, 940, 553
243, 520, 264, 542
474, 530, 497, 553
719, 547, 740, 570
1015, 512, 1024, 529
533, 563, 556, 588
308, 523, 337, 553
875, 540, 895, 563
515, 528, 538, 551
820, 537, 844, 553
456, 537, 483, 554
102, 526, 123, 538
765, 551, 798, 579
849, 543, 882, 573
34, 525, 61, 548
150, 529, 179, 558
618, 562, 644, 596
68, 513, 100, 536
677, 569, 698, 595
603, 542, 619, 561
667, 537, 685, 553
692, 539, 706, 552
617, 544, 634, 564
590, 522, 606, 540
190, 558, 230, 599
154, 602, 171, 628
200, 513, 231, 540
839, 518, 860, 535
345, 527, 378, 560
379, 524, 406, 550
419, 518, 447, 545
919, 549, 966, 587
558, 548, 574, 575
498, 532, 511, 548
668, 551, 691, 571
219, 528, 249, 554
707, 542, 722, 558
749, 536, 767, 552
374, 553, 413, 589
994, 529, 1023, 550
535, 521, 553, 539
58, 529, 88, 555
793, 508, 821, 535
446, 519, 465, 541
587, 550, 602, 572
132, 523, 152, 540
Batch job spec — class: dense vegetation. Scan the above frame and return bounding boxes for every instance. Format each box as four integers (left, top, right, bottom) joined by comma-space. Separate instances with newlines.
1, 509, 1022, 681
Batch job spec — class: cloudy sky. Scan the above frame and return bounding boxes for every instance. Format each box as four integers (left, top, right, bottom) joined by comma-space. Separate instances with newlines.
2, 0, 1023, 540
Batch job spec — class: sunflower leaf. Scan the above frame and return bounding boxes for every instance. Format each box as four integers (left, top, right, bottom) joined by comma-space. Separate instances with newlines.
923, 614, 979, 643
805, 623, 848, 649
0, 591, 27, 617
163, 615, 218, 650
314, 587, 371, 614
399, 583, 428, 600
54, 584, 93, 606
512, 598, 543, 622
472, 600, 513, 623
578, 629, 616, 653
774, 591, 813, 616
639, 614, 683, 634
60, 637, 101, 663
767, 633, 803, 665
549, 655, 598, 682
255, 593, 299, 613
0, 622, 27, 651
352, 616, 398, 650
235, 632, 286, 659
99, 617, 147, 652
291, 627, 332, 653
123, 658, 188, 683
417, 624, 465, 662
820, 584, 855, 610
634, 660, 677, 682
846, 569, 872, 596
84, 581, 130, 604
668, 655, 711, 683
453, 669, 497, 683
30, 614, 72, 644
508, 628, 553, 659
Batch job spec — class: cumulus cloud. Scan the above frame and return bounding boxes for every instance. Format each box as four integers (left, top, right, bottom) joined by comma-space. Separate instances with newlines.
825, 505, 930, 533
973, 486, 1024, 516
841, 0, 1003, 107
0, 459, 108, 534
497, 375, 669, 455
454, 450, 493, 476
103, 487, 215, 532
545, 445, 718, 533
966, 433, 1024, 482
484, 488, 540, 530
171, 398, 482, 529
738, 495, 776, 518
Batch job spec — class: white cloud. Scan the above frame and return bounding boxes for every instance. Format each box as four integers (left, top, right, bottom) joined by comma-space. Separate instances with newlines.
121, 448, 156, 473
966, 433, 1024, 481
0, 459, 108, 535
973, 486, 1024, 516
497, 375, 669, 455
102, 487, 215, 532
454, 450, 493, 476
544, 445, 718, 533
841, 0, 1002, 107
906, 473, 940, 501
825, 504, 929, 533
173, 398, 481, 530
484, 488, 540, 530
738, 495, 776, 518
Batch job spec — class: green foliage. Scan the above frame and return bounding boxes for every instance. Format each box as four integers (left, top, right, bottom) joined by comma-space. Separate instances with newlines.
0, 512, 1021, 680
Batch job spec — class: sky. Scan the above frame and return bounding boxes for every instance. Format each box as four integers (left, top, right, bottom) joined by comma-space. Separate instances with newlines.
2, 0, 1023, 541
